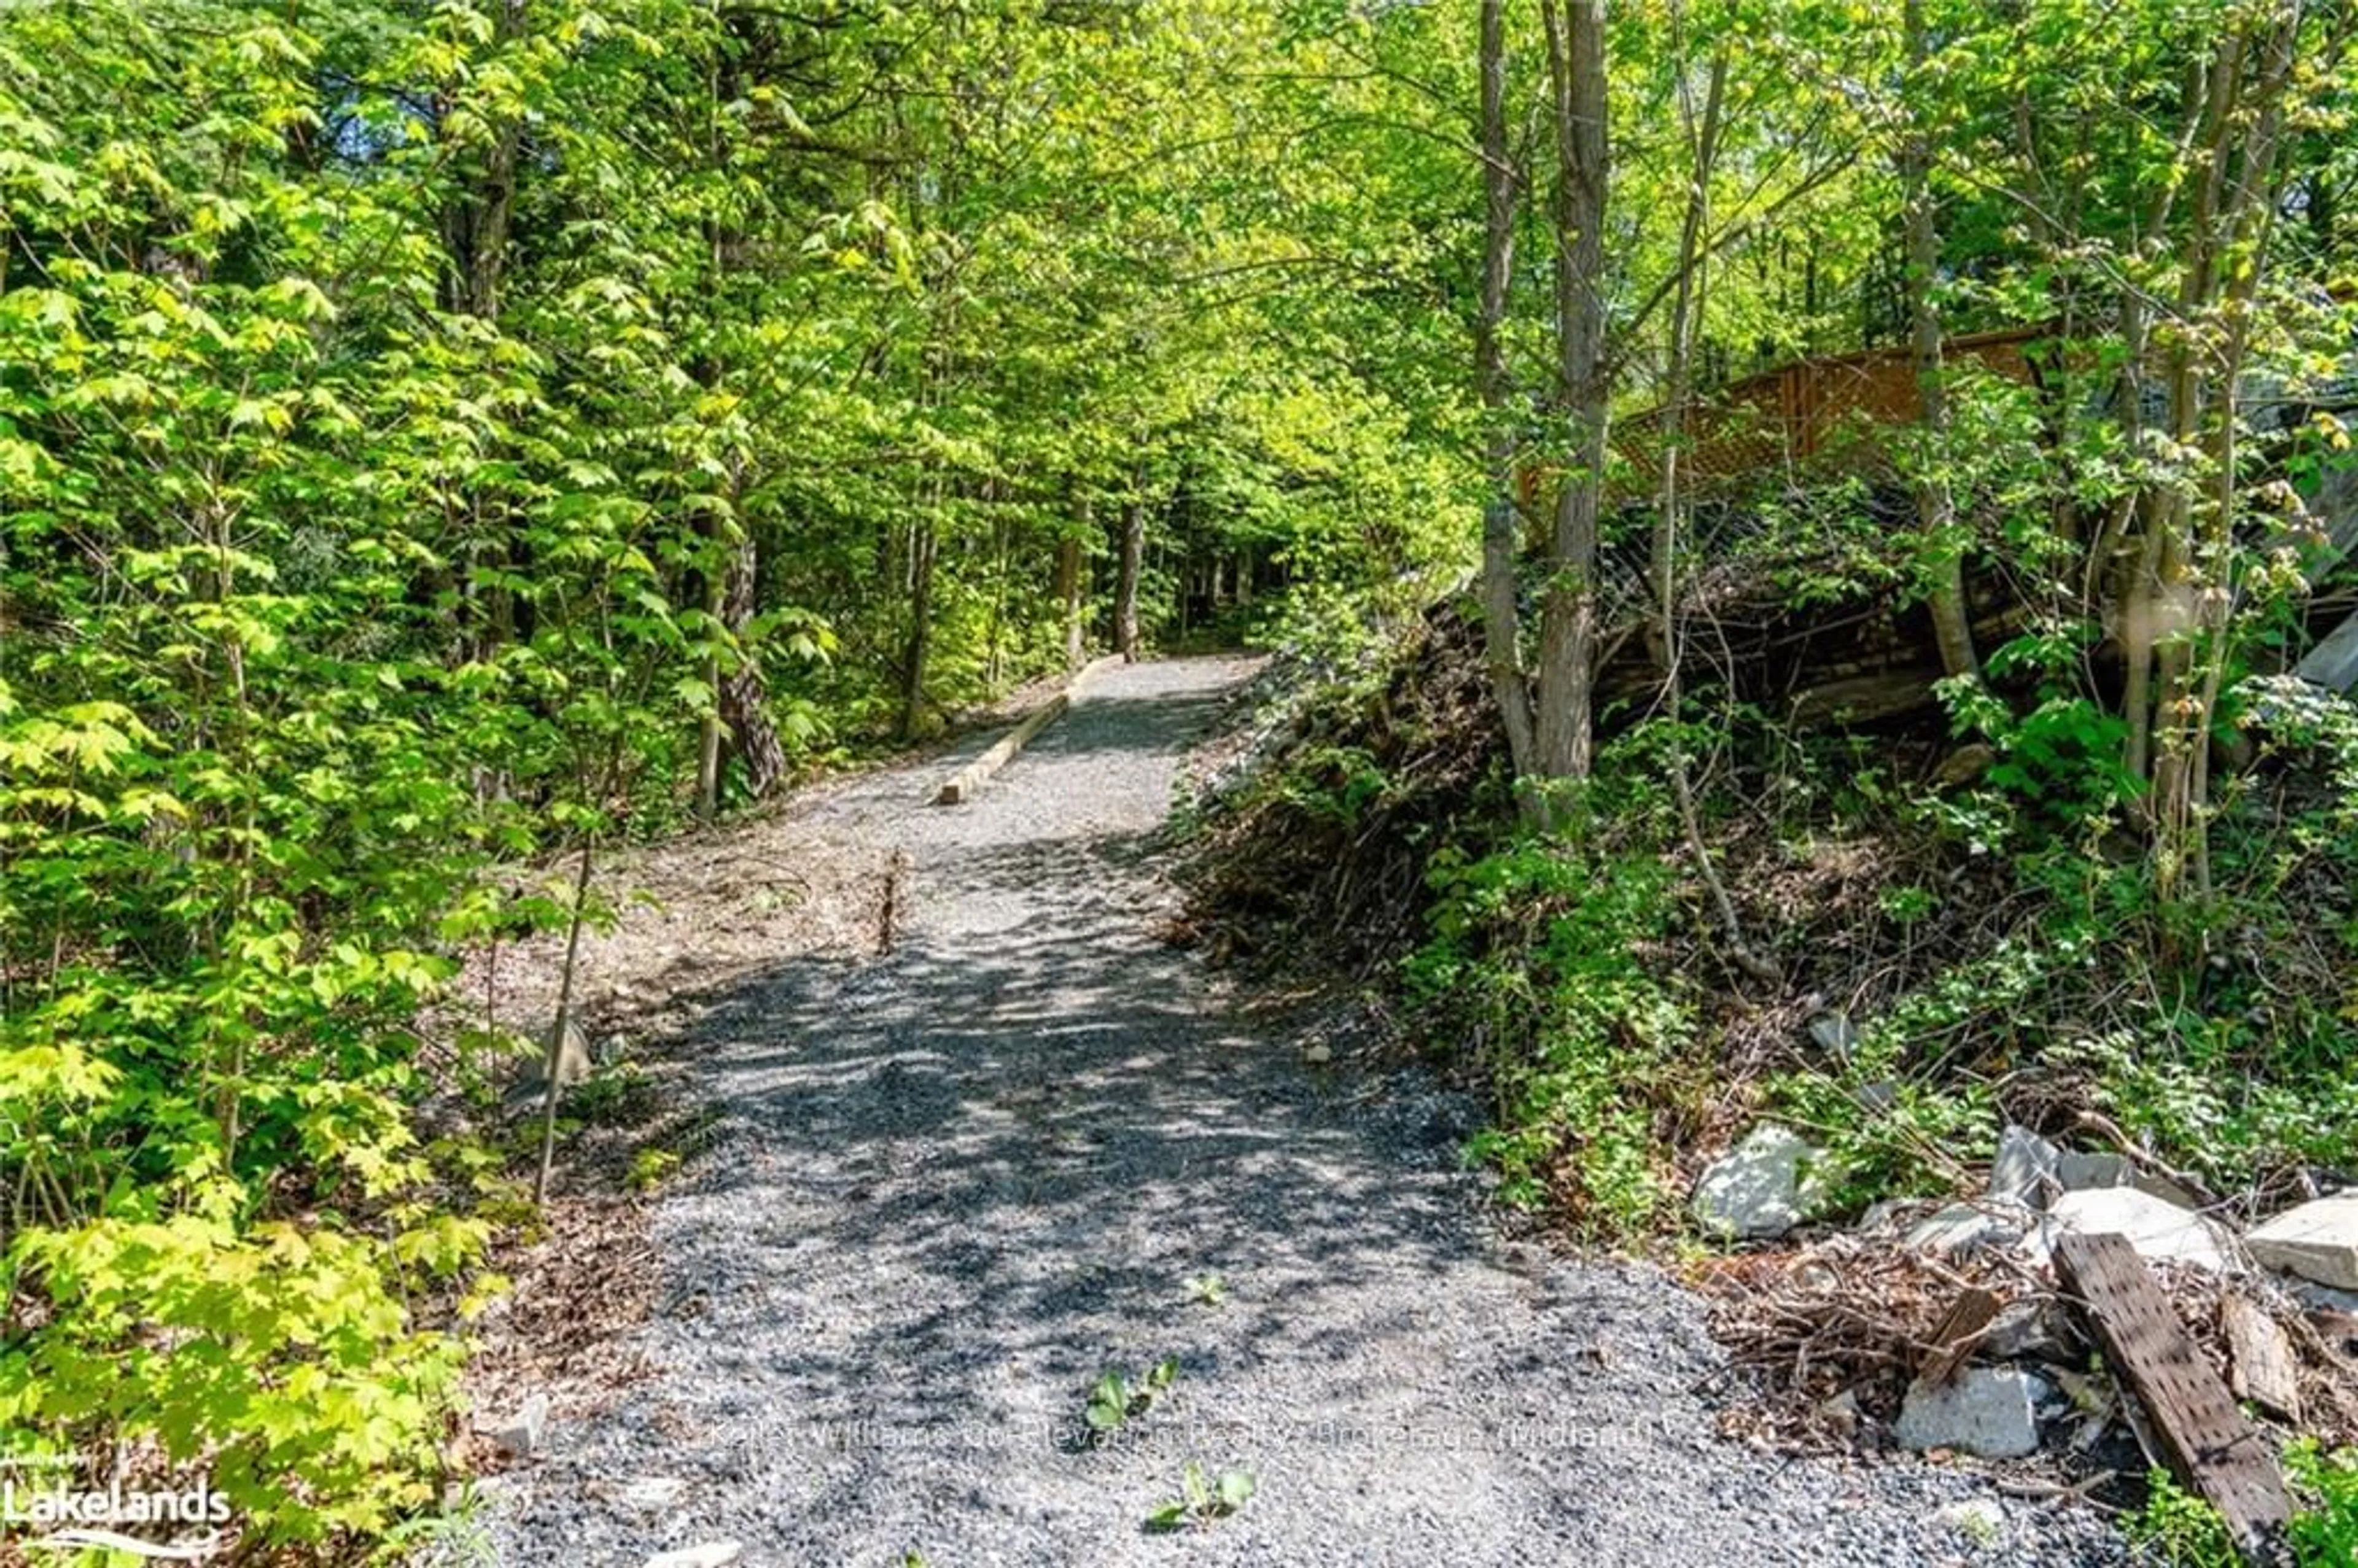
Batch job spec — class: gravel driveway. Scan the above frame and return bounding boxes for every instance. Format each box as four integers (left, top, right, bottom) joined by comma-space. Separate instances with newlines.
485, 656, 2125, 1567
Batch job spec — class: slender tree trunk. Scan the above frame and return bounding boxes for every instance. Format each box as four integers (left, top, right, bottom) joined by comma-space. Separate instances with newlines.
1057, 518, 1087, 670
1902, 0, 1979, 683
440, 0, 526, 662
1652, 40, 1772, 980
900, 513, 938, 739
695, 519, 726, 818
533, 830, 595, 1206
1533, 0, 1611, 786
984, 507, 1008, 689
1115, 474, 1145, 662
2147, 4, 2307, 907
1475, 0, 1540, 807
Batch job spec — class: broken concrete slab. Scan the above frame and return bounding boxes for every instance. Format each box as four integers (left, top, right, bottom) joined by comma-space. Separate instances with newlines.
2247, 1192, 2358, 1290
2056, 1149, 2131, 1191
1692, 1124, 1827, 1240
1990, 1125, 2061, 1206
2055, 1148, 2204, 1208
1894, 1366, 2041, 1459
1905, 1201, 2028, 1259
2049, 1187, 2226, 1273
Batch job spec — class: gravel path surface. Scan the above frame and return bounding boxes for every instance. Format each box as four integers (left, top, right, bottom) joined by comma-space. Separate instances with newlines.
486, 656, 2125, 1568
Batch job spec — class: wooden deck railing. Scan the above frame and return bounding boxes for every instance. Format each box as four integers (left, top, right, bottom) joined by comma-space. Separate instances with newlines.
1520, 324, 2056, 509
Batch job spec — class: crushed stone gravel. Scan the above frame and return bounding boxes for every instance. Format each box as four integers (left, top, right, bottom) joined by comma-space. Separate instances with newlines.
481, 656, 2126, 1567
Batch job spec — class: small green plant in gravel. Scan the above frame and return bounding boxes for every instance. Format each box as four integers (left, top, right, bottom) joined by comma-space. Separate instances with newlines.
2126, 1472, 2239, 1567
1146, 1462, 1255, 1531
1085, 1357, 1180, 1440
626, 1146, 683, 1192
1185, 1273, 1228, 1306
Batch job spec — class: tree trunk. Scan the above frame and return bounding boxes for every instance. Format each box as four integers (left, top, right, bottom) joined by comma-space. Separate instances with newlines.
1475, 0, 1539, 804
900, 515, 937, 740
1902, 0, 1980, 684
1057, 519, 1087, 670
1533, 0, 1611, 787
440, 0, 526, 662
1655, 40, 1771, 979
718, 528, 788, 799
695, 527, 726, 817
1115, 478, 1145, 662
2145, 4, 2307, 907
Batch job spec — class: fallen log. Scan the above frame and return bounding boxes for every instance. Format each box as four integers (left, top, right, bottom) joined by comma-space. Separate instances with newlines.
934, 654, 1122, 805
936, 695, 1068, 805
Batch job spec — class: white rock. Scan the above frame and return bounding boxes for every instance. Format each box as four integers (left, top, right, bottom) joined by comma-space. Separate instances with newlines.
1692, 1124, 1827, 1240
1808, 1012, 1859, 1057
1894, 1367, 2041, 1459
1936, 1497, 2009, 1549
1982, 1298, 2066, 1363
2055, 1149, 2133, 1191
507, 1017, 593, 1105
645, 1546, 742, 1568
2247, 1192, 2358, 1290
1906, 1201, 2026, 1258
481, 1391, 549, 1460
618, 1475, 687, 1510
2048, 1187, 2226, 1272
1990, 1125, 2061, 1206
2041, 1145, 2202, 1205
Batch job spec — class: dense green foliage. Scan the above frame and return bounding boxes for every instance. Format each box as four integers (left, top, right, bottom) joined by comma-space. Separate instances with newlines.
4, 0, 2358, 1553
0, 0, 1477, 1550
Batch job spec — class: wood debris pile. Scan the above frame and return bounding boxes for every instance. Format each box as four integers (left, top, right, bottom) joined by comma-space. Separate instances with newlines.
1699, 1190, 2358, 1561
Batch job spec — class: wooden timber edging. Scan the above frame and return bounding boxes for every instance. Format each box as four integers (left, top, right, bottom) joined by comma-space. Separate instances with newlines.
2053, 1231, 2291, 1563
934, 654, 1124, 805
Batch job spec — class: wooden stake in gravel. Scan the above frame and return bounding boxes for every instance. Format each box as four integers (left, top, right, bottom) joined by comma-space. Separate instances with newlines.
2054, 1232, 2289, 1562
533, 831, 596, 1206
877, 847, 908, 955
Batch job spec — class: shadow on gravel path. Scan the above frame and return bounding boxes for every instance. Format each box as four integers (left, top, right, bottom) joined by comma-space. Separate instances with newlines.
487, 657, 2122, 1568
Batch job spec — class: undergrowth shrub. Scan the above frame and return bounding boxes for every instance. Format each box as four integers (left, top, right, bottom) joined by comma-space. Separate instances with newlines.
1405, 745, 1702, 1239
2131, 1443, 2358, 1567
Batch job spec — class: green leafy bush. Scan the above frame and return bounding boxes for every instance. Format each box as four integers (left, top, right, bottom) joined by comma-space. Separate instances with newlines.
1409, 766, 1697, 1236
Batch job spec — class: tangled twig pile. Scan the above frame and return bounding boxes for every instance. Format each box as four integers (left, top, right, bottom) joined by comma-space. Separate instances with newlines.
1183, 605, 1501, 977
1698, 1210, 2358, 1473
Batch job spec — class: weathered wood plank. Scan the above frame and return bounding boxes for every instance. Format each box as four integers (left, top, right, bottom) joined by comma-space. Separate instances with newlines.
1916, 1285, 2002, 1389
2222, 1293, 2302, 1425
2054, 1231, 2289, 1563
